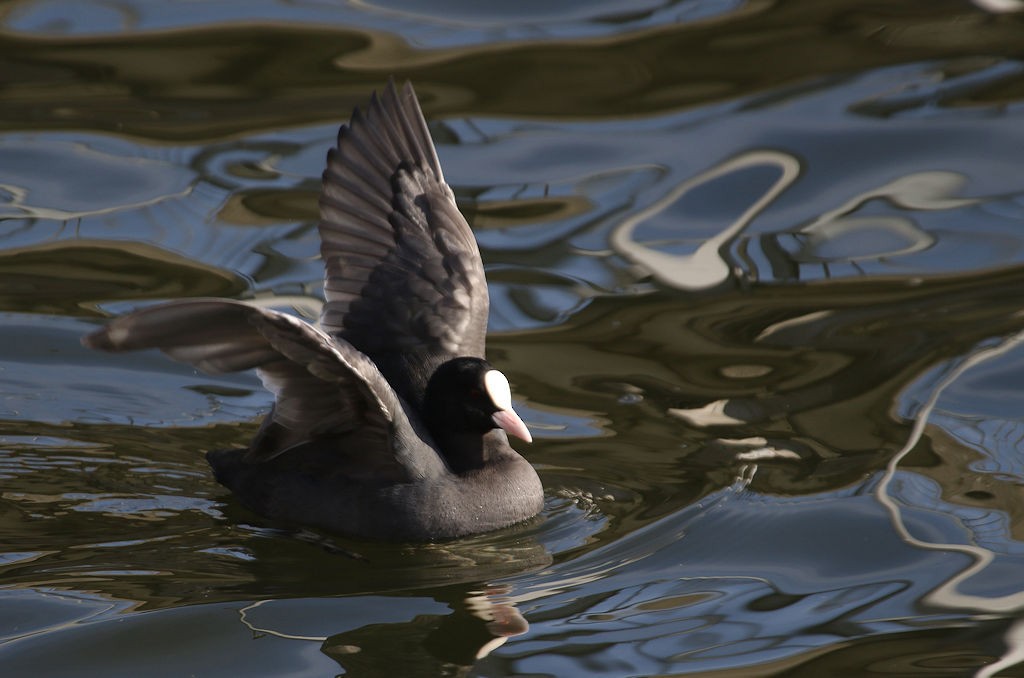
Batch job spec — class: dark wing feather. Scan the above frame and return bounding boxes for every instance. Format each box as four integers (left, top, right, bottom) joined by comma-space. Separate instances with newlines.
318, 80, 489, 406
83, 299, 441, 481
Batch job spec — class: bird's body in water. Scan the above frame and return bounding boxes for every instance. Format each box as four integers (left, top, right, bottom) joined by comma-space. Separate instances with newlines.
84, 81, 543, 541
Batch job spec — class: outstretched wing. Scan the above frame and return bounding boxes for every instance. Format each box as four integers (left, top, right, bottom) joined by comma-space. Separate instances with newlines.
83, 299, 440, 481
318, 80, 489, 406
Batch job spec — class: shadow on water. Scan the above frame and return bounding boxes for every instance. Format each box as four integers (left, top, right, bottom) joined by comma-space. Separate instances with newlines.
2, 0, 1023, 140
508, 263, 1024, 497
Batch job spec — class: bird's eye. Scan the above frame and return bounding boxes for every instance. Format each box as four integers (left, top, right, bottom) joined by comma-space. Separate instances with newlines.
469, 387, 484, 399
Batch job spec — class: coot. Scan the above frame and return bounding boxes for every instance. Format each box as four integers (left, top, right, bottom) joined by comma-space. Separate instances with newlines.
84, 81, 544, 541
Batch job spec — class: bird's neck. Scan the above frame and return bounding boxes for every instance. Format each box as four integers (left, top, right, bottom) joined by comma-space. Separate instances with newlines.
433, 429, 507, 474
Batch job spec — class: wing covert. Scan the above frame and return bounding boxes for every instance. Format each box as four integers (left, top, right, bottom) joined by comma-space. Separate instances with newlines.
83, 299, 440, 480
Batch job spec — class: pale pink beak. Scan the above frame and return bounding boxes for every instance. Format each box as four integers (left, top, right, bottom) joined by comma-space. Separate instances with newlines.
492, 408, 532, 443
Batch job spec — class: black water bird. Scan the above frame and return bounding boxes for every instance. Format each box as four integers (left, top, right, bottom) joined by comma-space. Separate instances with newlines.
84, 81, 543, 541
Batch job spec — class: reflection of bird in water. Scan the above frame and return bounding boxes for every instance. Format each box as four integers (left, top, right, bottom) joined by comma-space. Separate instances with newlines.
239, 586, 529, 677
323, 587, 529, 676
84, 81, 543, 541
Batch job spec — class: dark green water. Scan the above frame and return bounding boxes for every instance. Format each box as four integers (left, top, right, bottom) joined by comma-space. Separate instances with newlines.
3, 0, 1024, 675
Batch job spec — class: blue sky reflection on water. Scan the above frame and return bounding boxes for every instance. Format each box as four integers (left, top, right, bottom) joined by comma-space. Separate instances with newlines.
3, 0, 1024, 675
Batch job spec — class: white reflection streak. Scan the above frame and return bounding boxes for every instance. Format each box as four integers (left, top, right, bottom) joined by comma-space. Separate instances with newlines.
971, 0, 1024, 12
610, 151, 800, 290
875, 327, 1024, 614
238, 600, 328, 642
978, 617, 1024, 678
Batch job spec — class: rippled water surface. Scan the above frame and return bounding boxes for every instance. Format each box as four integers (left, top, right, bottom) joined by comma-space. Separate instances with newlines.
4, 0, 1024, 675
